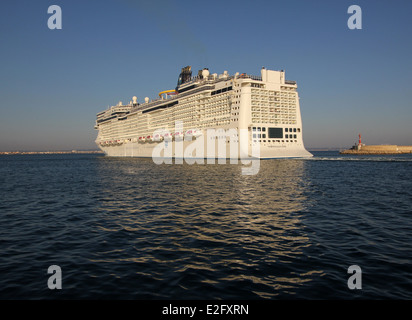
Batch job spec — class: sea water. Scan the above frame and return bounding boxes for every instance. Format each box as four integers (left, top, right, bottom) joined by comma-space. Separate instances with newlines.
0, 152, 411, 299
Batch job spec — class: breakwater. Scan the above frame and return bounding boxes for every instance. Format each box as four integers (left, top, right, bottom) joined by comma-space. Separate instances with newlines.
340, 145, 412, 155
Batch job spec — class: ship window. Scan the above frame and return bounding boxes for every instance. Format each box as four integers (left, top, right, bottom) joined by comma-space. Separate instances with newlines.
285, 134, 288, 138
262, 134, 266, 138
253, 134, 256, 138
294, 134, 297, 139
268, 127, 283, 139
262, 127, 266, 132
293, 128, 297, 132
285, 128, 288, 132
297, 128, 301, 132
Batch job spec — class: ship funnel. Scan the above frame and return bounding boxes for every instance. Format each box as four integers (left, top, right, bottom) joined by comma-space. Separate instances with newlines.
177, 66, 192, 86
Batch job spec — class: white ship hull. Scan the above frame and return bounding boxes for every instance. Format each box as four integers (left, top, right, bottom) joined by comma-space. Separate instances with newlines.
98, 139, 312, 159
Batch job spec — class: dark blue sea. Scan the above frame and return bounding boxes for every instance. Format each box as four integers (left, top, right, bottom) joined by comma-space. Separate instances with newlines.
0, 151, 411, 300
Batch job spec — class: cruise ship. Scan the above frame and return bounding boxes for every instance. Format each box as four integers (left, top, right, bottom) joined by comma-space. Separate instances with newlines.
94, 66, 312, 159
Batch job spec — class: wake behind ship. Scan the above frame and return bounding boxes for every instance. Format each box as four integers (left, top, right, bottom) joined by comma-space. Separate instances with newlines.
94, 66, 313, 159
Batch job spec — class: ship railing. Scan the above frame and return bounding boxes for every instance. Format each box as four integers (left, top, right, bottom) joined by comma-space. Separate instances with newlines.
180, 74, 235, 87
131, 94, 179, 112
111, 105, 133, 112
179, 73, 263, 88
237, 74, 262, 81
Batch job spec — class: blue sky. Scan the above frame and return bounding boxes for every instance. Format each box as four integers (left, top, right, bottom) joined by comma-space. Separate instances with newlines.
1, 0, 411, 151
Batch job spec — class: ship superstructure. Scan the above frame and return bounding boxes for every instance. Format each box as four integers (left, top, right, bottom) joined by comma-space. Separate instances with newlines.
95, 66, 312, 159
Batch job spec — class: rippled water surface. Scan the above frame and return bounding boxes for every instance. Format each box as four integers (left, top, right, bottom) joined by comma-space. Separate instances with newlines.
0, 152, 411, 299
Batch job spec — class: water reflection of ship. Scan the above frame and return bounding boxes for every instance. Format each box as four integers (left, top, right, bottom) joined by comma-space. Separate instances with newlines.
232, 160, 309, 234
94, 158, 323, 297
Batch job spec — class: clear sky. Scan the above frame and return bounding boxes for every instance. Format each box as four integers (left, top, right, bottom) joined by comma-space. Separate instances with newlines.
1, 0, 411, 151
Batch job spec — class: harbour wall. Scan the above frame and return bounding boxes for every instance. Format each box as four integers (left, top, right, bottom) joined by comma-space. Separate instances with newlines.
340, 145, 412, 154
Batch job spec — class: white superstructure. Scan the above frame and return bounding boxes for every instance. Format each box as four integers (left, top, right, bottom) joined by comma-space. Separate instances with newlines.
94, 66, 312, 159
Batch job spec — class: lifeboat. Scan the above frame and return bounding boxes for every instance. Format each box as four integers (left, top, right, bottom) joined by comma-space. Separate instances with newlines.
146, 135, 153, 142
193, 129, 203, 137
174, 131, 184, 140
153, 133, 164, 141
185, 129, 193, 137
185, 129, 202, 139
164, 132, 173, 141
138, 136, 146, 142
